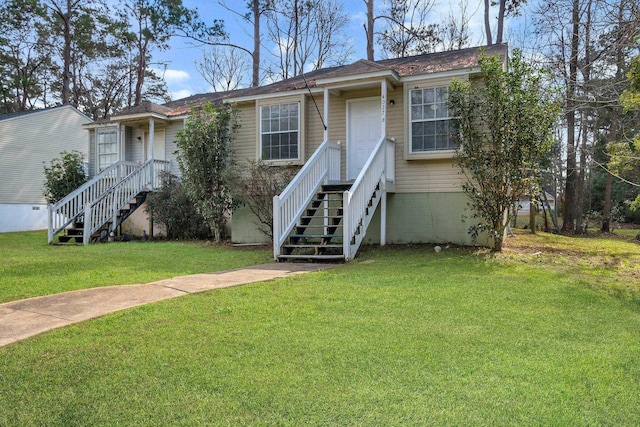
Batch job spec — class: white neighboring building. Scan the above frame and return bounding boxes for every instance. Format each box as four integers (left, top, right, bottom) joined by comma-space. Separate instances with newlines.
0, 105, 92, 232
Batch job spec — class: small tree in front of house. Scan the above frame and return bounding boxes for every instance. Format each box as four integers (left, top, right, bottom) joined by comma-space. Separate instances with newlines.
43, 150, 87, 204
448, 49, 558, 251
176, 103, 237, 242
232, 160, 300, 240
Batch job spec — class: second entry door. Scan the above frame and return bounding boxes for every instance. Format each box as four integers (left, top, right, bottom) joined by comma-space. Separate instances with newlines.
347, 98, 381, 180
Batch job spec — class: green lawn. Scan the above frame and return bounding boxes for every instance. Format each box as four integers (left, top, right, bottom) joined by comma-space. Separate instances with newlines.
1, 231, 639, 425
0, 231, 272, 303
613, 227, 640, 238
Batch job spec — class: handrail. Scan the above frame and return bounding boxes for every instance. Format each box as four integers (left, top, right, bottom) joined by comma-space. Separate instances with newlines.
83, 159, 169, 245
48, 161, 139, 243
273, 140, 341, 258
343, 136, 395, 260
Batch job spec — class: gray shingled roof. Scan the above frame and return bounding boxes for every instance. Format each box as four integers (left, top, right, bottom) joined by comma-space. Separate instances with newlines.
0, 110, 33, 121
116, 44, 508, 119
0, 105, 67, 121
114, 100, 174, 116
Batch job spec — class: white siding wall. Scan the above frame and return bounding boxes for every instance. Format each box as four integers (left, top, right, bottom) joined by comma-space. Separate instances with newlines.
0, 204, 49, 232
164, 121, 183, 176
0, 105, 91, 205
0, 106, 91, 232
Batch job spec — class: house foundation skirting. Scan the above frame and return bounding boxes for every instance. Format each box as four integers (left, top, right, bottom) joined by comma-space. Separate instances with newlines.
231, 192, 488, 247
0, 204, 48, 233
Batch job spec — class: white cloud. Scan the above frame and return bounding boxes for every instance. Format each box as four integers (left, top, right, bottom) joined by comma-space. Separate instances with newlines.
169, 89, 193, 101
161, 69, 190, 84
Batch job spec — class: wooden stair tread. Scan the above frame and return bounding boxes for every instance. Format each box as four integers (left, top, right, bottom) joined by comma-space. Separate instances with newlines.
277, 254, 345, 261
321, 183, 352, 191
290, 233, 343, 238
283, 243, 342, 248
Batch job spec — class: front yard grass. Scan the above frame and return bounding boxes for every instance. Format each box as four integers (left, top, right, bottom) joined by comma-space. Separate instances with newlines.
1, 230, 639, 425
0, 231, 272, 303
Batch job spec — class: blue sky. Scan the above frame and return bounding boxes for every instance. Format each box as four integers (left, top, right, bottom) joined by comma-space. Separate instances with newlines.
154, 0, 512, 100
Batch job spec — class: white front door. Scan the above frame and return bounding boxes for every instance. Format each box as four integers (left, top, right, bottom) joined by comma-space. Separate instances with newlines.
347, 98, 381, 180
143, 129, 166, 161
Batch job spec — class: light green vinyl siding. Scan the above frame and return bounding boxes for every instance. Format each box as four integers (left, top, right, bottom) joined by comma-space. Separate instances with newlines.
231, 191, 486, 246
359, 192, 487, 246
233, 101, 258, 169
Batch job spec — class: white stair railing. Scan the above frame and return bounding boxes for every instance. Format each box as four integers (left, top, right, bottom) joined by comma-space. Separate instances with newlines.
343, 137, 395, 261
83, 159, 169, 245
273, 140, 341, 258
48, 161, 139, 243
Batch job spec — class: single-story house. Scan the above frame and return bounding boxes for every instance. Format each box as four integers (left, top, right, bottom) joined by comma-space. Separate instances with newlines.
0, 105, 92, 233
49, 44, 507, 260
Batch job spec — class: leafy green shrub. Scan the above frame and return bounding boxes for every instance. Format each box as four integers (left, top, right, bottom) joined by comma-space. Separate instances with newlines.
43, 150, 87, 204
146, 172, 211, 239
176, 103, 237, 242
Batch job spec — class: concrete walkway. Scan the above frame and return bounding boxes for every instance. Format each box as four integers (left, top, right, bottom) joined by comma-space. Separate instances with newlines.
0, 263, 335, 348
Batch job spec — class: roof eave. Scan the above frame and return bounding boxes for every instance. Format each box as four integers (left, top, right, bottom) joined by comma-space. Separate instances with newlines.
83, 122, 115, 129
225, 87, 324, 103
316, 69, 401, 87
400, 67, 481, 82
110, 111, 169, 122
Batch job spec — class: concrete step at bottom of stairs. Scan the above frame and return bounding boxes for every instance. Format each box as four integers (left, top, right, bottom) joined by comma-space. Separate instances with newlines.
277, 253, 345, 262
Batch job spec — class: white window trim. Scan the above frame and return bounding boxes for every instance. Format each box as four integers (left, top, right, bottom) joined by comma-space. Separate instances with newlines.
96, 128, 118, 171
257, 96, 305, 165
404, 76, 467, 160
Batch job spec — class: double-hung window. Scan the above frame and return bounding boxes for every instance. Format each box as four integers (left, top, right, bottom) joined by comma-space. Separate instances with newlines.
97, 130, 117, 171
409, 87, 456, 153
260, 102, 300, 161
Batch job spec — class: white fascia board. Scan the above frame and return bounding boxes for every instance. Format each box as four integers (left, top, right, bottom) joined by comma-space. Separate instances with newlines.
401, 67, 480, 83
225, 88, 323, 103
110, 112, 169, 122
168, 114, 189, 121
316, 70, 400, 86
83, 122, 117, 129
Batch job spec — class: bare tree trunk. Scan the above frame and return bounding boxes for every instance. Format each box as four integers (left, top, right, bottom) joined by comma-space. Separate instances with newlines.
496, 0, 506, 44
602, 0, 629, 232
484, 0, 492, 45
563, 119, 578, 232
134, 40, 147, 106
292, 0, 299, 75
562, 0, 580, 233
252, 0, 260, 87
61, 0, 71, 105
601, 172, 613, 232
365, 0, 374, 60
575, 0, 593, 234
575, 117, 588, 233
49, 0, 72, 105
529, 194, 537, 233
602, 106, 619, 233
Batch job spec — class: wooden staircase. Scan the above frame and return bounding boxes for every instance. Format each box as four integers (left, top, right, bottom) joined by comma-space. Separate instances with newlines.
278, 183, 350, 261
273, 137, 394, 262
49, 159, 168, 245
276, 180, 383, 262
57, 192, 149, 244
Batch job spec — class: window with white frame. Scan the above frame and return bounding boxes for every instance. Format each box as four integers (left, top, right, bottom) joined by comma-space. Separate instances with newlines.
97, 130, 117, 170
409, 86, 456, 152
260, 102, 300, 161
